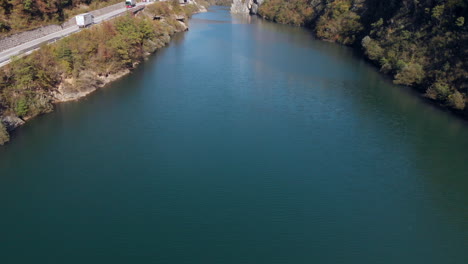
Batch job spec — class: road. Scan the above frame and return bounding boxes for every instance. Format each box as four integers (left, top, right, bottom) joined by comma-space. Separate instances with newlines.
0, 2, 148, 68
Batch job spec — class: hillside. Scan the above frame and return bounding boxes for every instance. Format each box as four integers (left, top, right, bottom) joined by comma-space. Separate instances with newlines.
0, 1, 202, 145
0, 0, 122, 37
257, 0, 468, 115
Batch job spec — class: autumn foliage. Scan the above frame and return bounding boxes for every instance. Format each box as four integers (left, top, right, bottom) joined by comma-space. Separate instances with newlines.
0, 2, 197, 144
259, 0, 468, 113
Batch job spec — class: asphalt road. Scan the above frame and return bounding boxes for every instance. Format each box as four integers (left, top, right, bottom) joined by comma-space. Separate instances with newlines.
0, 2, 148, 68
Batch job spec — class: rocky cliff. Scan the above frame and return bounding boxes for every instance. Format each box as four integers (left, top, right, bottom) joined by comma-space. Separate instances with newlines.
230, 0, 264, 14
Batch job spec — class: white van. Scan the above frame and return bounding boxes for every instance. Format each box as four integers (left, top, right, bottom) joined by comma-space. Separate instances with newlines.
76, 13, 94, 28
126, 0, 137, 8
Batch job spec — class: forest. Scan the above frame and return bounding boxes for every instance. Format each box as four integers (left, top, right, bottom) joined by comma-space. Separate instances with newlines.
258, 0, 468, 113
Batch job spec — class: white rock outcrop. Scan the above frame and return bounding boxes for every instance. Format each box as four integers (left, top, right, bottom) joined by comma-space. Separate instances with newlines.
1, 115, 25, 131
231, 0, 264, 14
231, 0, 254, 14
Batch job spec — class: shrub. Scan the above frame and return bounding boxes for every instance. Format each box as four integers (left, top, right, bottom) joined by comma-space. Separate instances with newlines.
0, 122, 9, 145
362, 36, 383, 61
425, 81, 451, 101
15, 97, 29, 117
431, 5, 445, 22
315, 0, 363, 45
394, 63, 425, 86
0, 20, 10, 33
448, 91, 465, 110
455, 17, 464, 27
258, 0, 313, 26
146, 2, 173, 17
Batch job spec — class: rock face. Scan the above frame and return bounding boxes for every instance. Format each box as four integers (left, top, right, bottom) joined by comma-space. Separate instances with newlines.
230, 0, 264, 14
250, 3, 258, 14
1, 115, 25, 131
230, 0, 252, 14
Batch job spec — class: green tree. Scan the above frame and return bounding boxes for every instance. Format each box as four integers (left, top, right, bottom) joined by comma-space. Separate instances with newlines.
362, 36, 383, 61
425, 81, 451, 101
431, 4, 445, 24
394, 63, 425, 86
448, 91, 465, 110
15, 96, 29, 117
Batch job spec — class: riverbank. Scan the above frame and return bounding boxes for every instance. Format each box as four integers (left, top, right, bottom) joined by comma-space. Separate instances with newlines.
244, 0, 468, 119
0, 7, 467, 261
0, 1, 206, 145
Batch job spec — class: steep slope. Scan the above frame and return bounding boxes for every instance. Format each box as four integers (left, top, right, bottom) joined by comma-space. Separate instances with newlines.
257, 0, 468, 115
0, 1, 203, 145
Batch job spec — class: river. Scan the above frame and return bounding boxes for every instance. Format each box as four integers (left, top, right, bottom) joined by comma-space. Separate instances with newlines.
0, 6, 467, 263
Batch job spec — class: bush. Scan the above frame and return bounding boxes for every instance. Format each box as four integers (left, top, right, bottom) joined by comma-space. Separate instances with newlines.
448, 91, 465, 110
362, 36, 383, 61
394, 63, 425, 86
15, 97, 29, 117
0, 122, 9, 145
258, 0, 313, 27
425, 81, 450, 101
315, 0, 363, 45
455, 17, 464, 27
146, 2, 173, 17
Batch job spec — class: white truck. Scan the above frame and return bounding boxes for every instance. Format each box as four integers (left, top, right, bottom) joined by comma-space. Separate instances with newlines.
76, 13, 94, 28
125, 0, 137, 8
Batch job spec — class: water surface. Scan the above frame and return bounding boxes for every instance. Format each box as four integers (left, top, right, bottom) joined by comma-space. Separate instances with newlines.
0, 7, 467, 263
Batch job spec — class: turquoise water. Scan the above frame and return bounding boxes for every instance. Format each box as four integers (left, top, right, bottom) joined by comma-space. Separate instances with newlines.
0, 7, 467, 263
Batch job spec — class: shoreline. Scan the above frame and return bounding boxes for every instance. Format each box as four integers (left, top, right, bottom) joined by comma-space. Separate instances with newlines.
0, 2, 207, 145
253, 17, 468, 122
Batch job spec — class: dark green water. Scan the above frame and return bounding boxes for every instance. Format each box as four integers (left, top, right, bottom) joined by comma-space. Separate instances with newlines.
0, 7, 467, 263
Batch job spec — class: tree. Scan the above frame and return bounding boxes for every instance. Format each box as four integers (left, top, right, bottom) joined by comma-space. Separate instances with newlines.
394, 63, 425, 86
431, 4, 445, 23
448, 91, 465, 110
455, 17, 464, 27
